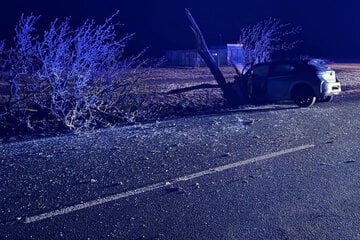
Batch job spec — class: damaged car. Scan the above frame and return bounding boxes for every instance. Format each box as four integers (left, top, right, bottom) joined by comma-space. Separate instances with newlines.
185, 9, 341, 108
237, 59, 342, 107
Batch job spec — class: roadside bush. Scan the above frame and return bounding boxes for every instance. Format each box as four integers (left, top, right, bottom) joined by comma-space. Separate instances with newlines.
0, 12, 158, 135
239, 18, 301, 64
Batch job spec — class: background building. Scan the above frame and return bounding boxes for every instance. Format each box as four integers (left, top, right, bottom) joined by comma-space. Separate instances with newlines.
165, 44, 244, 67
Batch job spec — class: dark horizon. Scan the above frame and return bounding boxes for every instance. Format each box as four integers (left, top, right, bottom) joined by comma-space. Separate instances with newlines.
1, 0, 360, 60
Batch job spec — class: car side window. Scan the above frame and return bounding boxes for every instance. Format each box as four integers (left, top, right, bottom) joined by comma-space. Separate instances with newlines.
252, 65, 270, 77
270, 64, 295, 76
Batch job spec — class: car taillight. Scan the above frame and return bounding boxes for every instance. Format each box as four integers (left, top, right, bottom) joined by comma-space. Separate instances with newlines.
317, 70, 336, 82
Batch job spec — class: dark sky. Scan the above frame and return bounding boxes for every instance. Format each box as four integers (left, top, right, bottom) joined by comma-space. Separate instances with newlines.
1, 0, 360, 59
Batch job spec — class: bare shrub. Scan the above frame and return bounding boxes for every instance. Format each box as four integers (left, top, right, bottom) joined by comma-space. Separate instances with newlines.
239, 18, 301, 64
1, 12, 158, 134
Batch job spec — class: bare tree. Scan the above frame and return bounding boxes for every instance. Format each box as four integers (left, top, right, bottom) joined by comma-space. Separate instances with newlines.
1, 12, 158, 134
239, 18, 301, 64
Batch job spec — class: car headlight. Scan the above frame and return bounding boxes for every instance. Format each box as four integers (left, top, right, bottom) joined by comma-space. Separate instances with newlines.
317, 70, 336, 83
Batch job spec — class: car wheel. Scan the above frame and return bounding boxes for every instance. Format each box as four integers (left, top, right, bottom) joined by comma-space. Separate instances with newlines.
292, 86, 316, 107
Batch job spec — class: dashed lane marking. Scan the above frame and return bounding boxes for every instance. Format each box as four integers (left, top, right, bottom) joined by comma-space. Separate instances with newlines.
25, 144, 315, 224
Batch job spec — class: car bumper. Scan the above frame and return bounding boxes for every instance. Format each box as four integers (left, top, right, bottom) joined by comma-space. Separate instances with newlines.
321, 81, 341, 96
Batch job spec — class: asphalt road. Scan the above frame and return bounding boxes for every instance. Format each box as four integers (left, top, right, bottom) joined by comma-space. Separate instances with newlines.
1, 93, 360, 239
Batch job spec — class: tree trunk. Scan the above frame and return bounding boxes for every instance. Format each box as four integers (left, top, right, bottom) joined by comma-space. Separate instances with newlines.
185, 9, 249, 105
185, 9, 228, 93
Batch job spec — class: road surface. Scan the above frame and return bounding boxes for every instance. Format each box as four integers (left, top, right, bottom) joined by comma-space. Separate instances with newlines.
1, 94, 360, 239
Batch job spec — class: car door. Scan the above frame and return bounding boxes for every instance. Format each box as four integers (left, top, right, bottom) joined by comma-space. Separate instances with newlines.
248, 64, 270, 101
266, 63, 295, 100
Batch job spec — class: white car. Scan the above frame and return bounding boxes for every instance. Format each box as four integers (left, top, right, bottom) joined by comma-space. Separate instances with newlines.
238, 59, 342, 107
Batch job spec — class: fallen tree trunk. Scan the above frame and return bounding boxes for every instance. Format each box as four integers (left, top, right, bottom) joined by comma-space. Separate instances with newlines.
167, 83, 219, 94
185, 9, 228, 93
185, 9, 249, 105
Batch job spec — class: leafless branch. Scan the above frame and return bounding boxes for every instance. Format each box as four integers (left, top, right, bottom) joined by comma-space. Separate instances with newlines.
240, 18, 301, 64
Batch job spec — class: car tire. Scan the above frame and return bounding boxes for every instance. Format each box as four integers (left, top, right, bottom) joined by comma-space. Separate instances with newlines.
292, 86, 316, 107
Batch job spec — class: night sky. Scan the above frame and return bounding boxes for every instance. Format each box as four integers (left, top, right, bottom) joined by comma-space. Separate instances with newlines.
1, 0, 360, 60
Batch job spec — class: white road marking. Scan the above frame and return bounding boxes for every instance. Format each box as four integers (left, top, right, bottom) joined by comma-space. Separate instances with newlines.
24, 144, 314, 224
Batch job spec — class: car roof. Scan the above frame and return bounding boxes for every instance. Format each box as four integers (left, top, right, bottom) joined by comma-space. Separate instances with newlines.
253, 60, 309, 67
